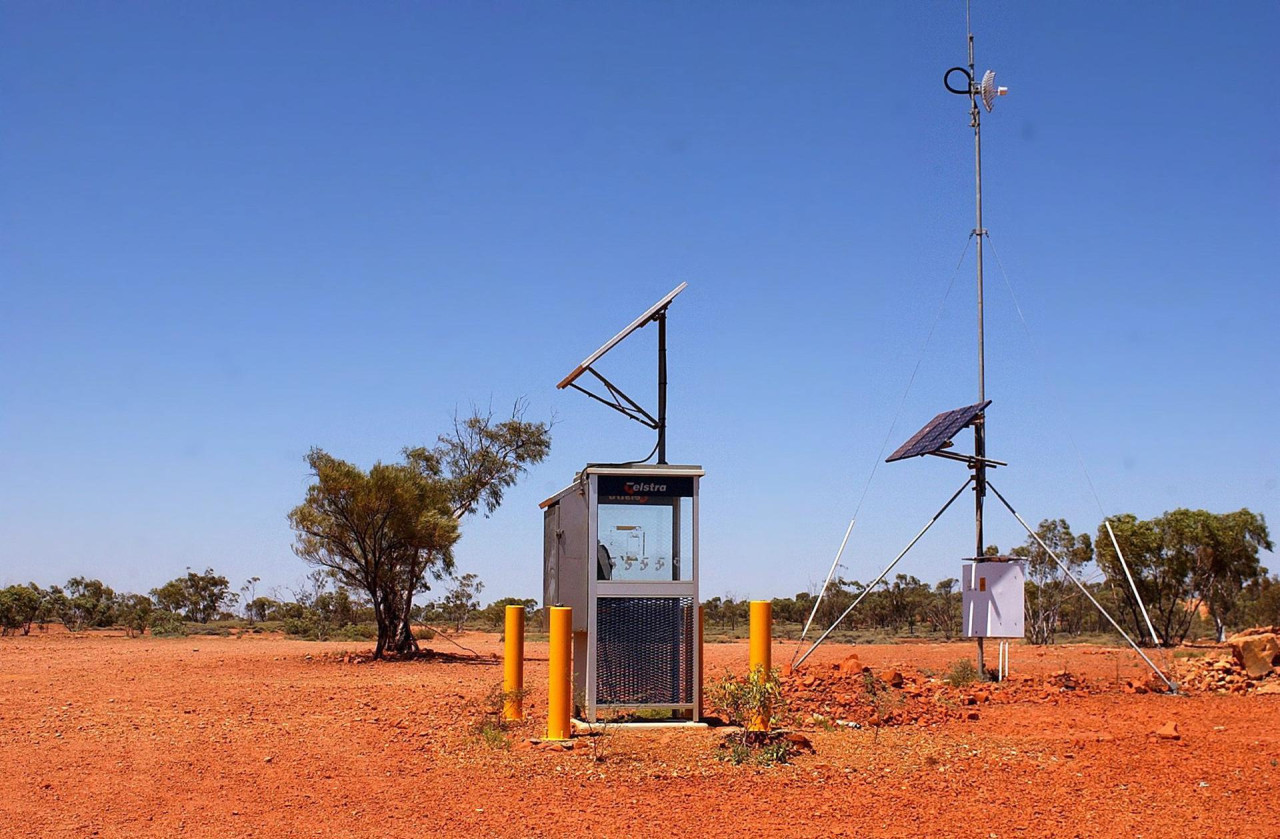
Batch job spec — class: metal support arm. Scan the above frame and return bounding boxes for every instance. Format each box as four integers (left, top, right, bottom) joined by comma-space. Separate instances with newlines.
568, 367, 659, 430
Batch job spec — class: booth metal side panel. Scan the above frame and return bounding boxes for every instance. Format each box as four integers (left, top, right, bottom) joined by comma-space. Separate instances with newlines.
559, 489, 589, 627
542, 506, 559, 608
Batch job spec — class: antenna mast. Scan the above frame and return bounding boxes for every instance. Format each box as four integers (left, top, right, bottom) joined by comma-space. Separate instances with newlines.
945, 0, 1007, 676
969, 7, 987, 567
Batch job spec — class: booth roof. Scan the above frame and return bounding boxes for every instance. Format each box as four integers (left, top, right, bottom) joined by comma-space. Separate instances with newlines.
538, 464, 704, 509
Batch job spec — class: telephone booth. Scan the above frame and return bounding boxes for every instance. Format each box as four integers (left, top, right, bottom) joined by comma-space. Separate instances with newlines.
542, 464, 702, 721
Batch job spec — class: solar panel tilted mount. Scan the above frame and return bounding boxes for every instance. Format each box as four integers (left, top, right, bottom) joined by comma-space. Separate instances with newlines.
556, 282, 687, 465
886, 400, 1002, 465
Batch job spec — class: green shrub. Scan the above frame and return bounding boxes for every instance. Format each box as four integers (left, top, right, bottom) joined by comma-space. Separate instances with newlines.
330, 623, 377, 641
709, 667, 786, 731
944, 658, 979, 687
708, 668, 792, 766
472, 683, 525, 750
149, 611, 188, 637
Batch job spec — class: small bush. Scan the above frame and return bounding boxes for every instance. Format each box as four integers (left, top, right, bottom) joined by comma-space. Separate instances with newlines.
709, 667, 786, 731
944, 658, 979, 687
476, 719, 510, 750
472, 683, 523, 750
329, 623, 377, 641
283, 615, 377, 642
709, 668, 792, 766
149, 611, 187, 637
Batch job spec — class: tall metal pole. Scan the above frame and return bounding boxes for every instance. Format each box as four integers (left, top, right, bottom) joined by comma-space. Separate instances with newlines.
967, 20, 990, 679
657, 309, 668, 464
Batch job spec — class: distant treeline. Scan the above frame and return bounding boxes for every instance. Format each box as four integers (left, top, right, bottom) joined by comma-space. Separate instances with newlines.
3, 509, 1275, 648
715, 509, 1277, 647
0, 568, 536, 642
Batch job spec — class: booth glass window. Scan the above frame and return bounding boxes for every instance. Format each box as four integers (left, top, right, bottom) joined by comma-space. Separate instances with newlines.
596, 481, 694, 583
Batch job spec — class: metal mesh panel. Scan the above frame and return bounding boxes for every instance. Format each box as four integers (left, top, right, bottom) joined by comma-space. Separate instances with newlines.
596, 597, 694, 705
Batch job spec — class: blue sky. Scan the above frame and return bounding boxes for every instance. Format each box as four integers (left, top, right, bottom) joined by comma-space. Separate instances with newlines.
3, 1, 1277, 604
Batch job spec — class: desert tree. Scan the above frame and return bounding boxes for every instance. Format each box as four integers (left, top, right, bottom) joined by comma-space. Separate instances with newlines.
0, 585, 42, 636
1011, 519, 1092, 645
480, 596, 539, 630
240, 577, 261, 624
150, 568, 235, 623
59, 577, 118, 631
438, 573, 485, 632
884, 574, 931, 634
289, 404, 549, 658
116, 594, 155, 638
1192, 509, 1271, 641
1096, 509, 1270, 645
1240, 573, 1280, 629
925, 578, 961, 639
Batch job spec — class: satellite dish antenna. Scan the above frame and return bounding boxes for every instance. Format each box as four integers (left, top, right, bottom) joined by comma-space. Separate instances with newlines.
557, 282, 687, 464
980, 70, 1008, 113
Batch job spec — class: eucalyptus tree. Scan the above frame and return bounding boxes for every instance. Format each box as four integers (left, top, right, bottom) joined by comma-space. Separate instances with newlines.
289, 406, 549, 658
1012, 519, 1093, 645
1097, 509, 1270, 645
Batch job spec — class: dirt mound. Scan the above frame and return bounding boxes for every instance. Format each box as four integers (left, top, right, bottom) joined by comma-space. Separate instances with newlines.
1176, 645, 1280, 694
778, 661, 1098, 728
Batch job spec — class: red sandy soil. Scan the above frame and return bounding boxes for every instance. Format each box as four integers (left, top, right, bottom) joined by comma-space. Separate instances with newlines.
2, 629, 1277, 838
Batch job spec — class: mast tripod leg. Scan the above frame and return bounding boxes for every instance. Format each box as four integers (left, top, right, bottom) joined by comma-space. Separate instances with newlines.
791, 518, 856, 665
794, 478, 973, 668
989, 483, 1178, 694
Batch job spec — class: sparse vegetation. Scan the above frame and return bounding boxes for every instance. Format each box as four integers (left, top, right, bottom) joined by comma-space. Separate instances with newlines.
473, 683, 525, 750
708, 668, 792, 766
944, 658, 979, 687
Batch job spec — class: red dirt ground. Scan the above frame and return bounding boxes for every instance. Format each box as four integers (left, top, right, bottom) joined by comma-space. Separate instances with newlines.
2, 630, 1276, 838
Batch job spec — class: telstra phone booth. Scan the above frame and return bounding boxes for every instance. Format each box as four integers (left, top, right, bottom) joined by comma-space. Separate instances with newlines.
542, 464, 702, 722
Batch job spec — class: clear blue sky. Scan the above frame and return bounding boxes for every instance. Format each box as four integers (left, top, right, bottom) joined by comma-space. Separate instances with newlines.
3, 2, 1277, 604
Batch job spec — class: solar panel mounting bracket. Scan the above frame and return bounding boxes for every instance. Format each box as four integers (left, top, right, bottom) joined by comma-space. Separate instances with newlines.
557, 283, 687, 464
926, 449, 1006, 469
565, 367, 659, 431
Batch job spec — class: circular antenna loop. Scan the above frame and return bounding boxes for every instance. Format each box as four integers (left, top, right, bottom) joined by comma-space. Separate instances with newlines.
944, 66, 973, 96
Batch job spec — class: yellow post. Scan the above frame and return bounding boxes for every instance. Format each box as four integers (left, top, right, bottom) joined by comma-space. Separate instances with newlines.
748, 600, 773, 731
749, 600, 772, 675
546, 606, 573, 741
502, 605, 525, 722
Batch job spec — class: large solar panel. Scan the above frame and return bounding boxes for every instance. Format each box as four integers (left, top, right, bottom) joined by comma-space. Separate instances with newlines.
886, 400, 991, 463
558, 282, 687, 389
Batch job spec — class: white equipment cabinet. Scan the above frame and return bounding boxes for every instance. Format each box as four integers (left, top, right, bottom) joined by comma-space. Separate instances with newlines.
962, 559, 1025, 638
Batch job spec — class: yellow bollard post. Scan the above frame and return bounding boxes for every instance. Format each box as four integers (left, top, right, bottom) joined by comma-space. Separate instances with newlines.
748, 600, 773, 731
749, 600, 772, 675
502, 605, 525, 722
546, 605, 573, 741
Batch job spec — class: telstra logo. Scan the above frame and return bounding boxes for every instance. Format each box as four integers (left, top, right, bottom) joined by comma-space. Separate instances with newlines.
623, 482, 666, 494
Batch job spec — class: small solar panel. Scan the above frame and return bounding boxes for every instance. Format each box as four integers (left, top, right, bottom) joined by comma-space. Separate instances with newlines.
886, 400, 991, 463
